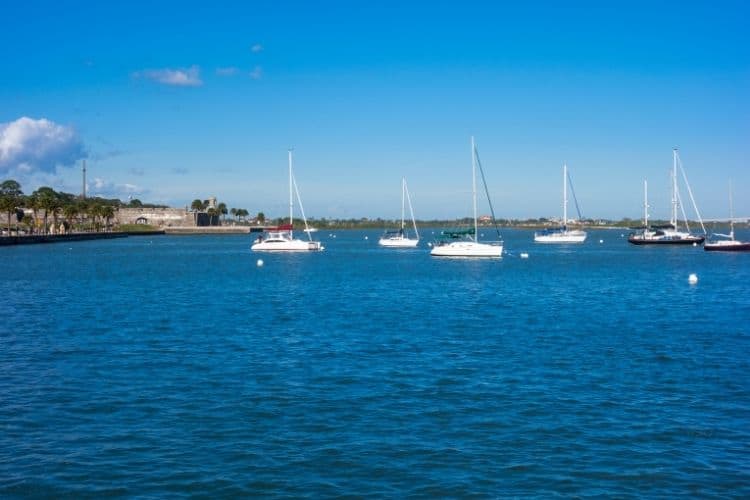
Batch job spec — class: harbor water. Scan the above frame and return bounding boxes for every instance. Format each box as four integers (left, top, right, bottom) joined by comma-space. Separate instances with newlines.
1, 229, 749, 496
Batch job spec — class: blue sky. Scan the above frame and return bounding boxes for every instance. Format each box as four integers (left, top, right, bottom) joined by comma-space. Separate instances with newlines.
1, 1, 748, 220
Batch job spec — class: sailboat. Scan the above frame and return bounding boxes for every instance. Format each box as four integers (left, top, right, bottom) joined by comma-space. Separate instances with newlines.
705, 183, 750, 252
379, 177, 419, 248
628, 149, 705, 245
534, 163, 587, 243
251, 150, 324, 252
430, 137, 503, 258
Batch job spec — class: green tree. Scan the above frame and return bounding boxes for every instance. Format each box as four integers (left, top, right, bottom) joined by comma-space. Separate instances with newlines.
217, 202, 227, 222
102, 206, 115, 231
26, 192, 40, 234
0, 180, 23, 235
129, 198, 143, 208
89, 203, 104, 232
191, 199, 203, 211
230, 207, 237, 221
63, 204, 79, 233
34, 187, 60, 235
257, 212, 265, 224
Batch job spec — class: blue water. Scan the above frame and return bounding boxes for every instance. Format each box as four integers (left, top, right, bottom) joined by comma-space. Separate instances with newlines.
2, 229, 749, 497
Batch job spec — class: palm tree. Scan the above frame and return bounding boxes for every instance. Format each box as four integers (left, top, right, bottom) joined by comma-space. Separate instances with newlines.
49, 199, 62, 234
206, 207, 219, 226
191, 199, 203, 211
102, 206, 115, 231
35, 188, 59, 234
89, 203, 104, 232
230, 207, 237, 221
63, 204, 79, 233
26, 193, 41, 234
0, 180, 23, 235
257, 212, 266, 224
217, 202, 228, 222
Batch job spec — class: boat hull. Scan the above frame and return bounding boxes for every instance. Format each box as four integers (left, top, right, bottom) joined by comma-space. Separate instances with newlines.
251, 239, 324, 252
534, 231, 587, 244
628, 235, 704, 245
378, 237, 419, 248
704, 241, 750, 252
430, 241, 503, 258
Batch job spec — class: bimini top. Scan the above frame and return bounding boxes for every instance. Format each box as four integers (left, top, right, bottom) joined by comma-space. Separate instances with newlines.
438, 228, 476, 239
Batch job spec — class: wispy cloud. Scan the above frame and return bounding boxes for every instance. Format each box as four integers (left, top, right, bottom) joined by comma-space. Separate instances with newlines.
216, 66, 239, 76
249, 65, 263, 80
134, 65, 203, 87
251, 43, 263, 53
89, 148, 127, 162
171, 167, 189, 175
91, 177, 145, 199
0, 117, 85, 175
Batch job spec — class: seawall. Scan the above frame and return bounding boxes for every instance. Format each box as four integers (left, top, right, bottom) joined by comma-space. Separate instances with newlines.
164, 226, 251, 235
0, 232, 129, 246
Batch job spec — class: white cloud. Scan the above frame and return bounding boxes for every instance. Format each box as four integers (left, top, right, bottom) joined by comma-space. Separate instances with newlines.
216, 66, 239, 76
134, 65, 202, 86
249, 65, 263, 80
251, 43, 263, 53
0, 117, 85, 175
90, 177, 145, 199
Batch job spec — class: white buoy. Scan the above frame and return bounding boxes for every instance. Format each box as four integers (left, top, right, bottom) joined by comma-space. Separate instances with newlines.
427, 242, 433, 247
692, 242, 697, 247
257, 259, 264, 267
599, 239, 604, 244
365, 236, 368, 240
520, 252, 529, 259
688, 273, 698, 285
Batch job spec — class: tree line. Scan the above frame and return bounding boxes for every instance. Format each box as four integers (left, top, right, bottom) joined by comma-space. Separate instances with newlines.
0, 179, 157, 236
188, 198, 264, 224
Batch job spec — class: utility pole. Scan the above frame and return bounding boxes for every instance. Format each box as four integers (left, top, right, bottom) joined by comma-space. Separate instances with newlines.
82, 159, 87, 199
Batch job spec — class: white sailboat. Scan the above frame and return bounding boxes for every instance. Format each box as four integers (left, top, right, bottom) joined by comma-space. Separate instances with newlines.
251, 150, 324, 252
379, 177, 419, 248
628, 149, 705, 245
534, 164, 587, 243
430, 137, 503, 258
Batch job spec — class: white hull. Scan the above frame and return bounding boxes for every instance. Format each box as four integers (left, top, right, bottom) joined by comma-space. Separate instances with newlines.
430, 241, 503, 258
534, 230, 587, 243
251, 239, 323, 252
378, 236, 419, 248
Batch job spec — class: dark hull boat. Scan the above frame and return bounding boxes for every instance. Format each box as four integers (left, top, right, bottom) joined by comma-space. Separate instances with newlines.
628, 233, 705, 245
704, 240, 750, 252
629, 152, 707, 247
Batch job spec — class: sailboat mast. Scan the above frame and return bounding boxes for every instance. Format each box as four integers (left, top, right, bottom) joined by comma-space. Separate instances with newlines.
401, 177, 406, 231
729, 181, 735, 239
563, 163, 568, 228
471, 136, 477, 241
288, 149, 294, 227
644, 179, 649, 227
671, 148, 678, 228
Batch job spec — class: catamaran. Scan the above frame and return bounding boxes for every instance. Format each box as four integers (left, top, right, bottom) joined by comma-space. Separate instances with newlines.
251, 150, 324, 252
534, 163, 587, 243
705, 183, 750, 252
430, 137, 503, 258
628, 149, 705, 245
379, 177, 419, 248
